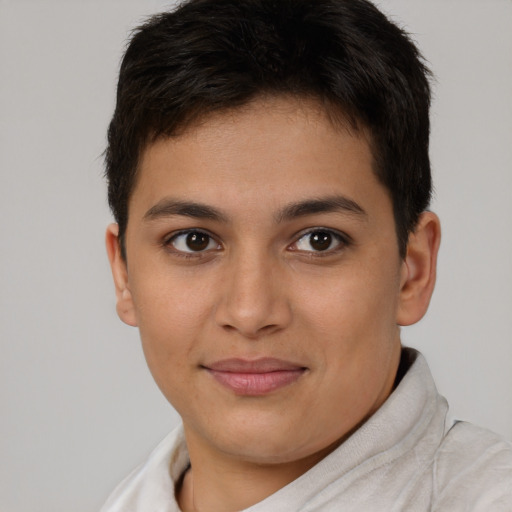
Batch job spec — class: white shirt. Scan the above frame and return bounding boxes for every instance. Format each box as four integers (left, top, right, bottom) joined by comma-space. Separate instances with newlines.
101, 349, 512, 511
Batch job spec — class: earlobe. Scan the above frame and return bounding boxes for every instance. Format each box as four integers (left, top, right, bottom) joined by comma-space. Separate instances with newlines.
396, 211, 441, 326
105, 224, 138, 327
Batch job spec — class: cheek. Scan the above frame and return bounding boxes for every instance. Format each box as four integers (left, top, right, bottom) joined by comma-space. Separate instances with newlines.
130, 272, 214, 380
132, 261, 214, 331
293, 266, 401, 434
296, 260, 401, 344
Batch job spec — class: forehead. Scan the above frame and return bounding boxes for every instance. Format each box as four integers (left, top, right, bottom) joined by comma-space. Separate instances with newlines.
129, 96, 389, 224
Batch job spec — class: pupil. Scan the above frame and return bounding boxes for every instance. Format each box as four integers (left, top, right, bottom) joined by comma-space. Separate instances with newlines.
186, 232, 209, 251
310, 231, 332, 251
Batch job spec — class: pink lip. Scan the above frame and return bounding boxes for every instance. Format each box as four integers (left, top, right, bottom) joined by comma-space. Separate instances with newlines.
203, 358, 307, 396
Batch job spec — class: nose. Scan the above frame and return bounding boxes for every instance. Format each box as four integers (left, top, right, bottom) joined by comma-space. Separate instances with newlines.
214, 249, 292, 339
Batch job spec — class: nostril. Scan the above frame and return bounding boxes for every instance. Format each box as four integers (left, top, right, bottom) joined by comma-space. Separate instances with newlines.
221, 321, 281, 339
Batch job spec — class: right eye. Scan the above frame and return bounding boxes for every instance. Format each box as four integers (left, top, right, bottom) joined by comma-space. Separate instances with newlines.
167, 230, 220, 254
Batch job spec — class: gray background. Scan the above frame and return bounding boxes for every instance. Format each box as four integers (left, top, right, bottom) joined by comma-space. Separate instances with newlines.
1, 1, 511, 510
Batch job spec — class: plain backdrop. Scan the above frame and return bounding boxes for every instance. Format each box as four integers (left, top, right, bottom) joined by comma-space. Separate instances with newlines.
1, 1, 511, 511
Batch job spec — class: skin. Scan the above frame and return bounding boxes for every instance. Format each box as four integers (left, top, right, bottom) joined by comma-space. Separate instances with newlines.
106, 96, 441, 511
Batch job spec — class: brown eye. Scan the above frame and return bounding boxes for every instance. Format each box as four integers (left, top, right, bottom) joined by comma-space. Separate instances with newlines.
169, 231, 219, 253
293, 229, 345, 253
309, 231, 333, 251
186, 232, 210, 251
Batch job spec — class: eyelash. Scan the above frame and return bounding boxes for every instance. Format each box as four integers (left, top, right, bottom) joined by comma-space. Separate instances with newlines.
163, 229, 221, 259
289, 228, 351, 256
162, 227, 351, 259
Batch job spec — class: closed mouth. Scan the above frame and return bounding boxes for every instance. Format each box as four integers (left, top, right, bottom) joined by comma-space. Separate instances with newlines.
202, 358, 307, 395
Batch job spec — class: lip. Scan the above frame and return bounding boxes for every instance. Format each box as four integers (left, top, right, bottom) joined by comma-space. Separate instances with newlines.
202, 358, 307, 396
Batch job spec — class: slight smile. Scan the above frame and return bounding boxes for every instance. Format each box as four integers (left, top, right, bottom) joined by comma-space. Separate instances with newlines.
203, 358, 308, 396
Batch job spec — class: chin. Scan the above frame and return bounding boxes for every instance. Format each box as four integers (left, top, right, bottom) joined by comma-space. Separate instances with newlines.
204, 415, 338, 466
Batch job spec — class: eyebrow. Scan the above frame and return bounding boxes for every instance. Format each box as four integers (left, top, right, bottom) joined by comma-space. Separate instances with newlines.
143, 199, 228, 223
143, 195, 367, 224
275, 195, 367, 223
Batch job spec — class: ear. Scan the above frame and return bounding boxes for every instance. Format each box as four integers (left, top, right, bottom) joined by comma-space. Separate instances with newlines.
396, 211, 441, 326
105, 224, 138, 327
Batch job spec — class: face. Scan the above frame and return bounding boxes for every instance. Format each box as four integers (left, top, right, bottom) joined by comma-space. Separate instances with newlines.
110, 97, 411, 466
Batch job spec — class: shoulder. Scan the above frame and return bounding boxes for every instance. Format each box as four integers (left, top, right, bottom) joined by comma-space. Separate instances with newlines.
432, 420, 512, 511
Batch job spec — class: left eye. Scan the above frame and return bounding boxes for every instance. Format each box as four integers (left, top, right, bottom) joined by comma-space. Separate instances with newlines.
168, 231, 220, 253
292, 230, 345, 252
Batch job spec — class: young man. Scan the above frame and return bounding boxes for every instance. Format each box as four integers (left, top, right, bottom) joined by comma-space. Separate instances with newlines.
102, 0, 512, 510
